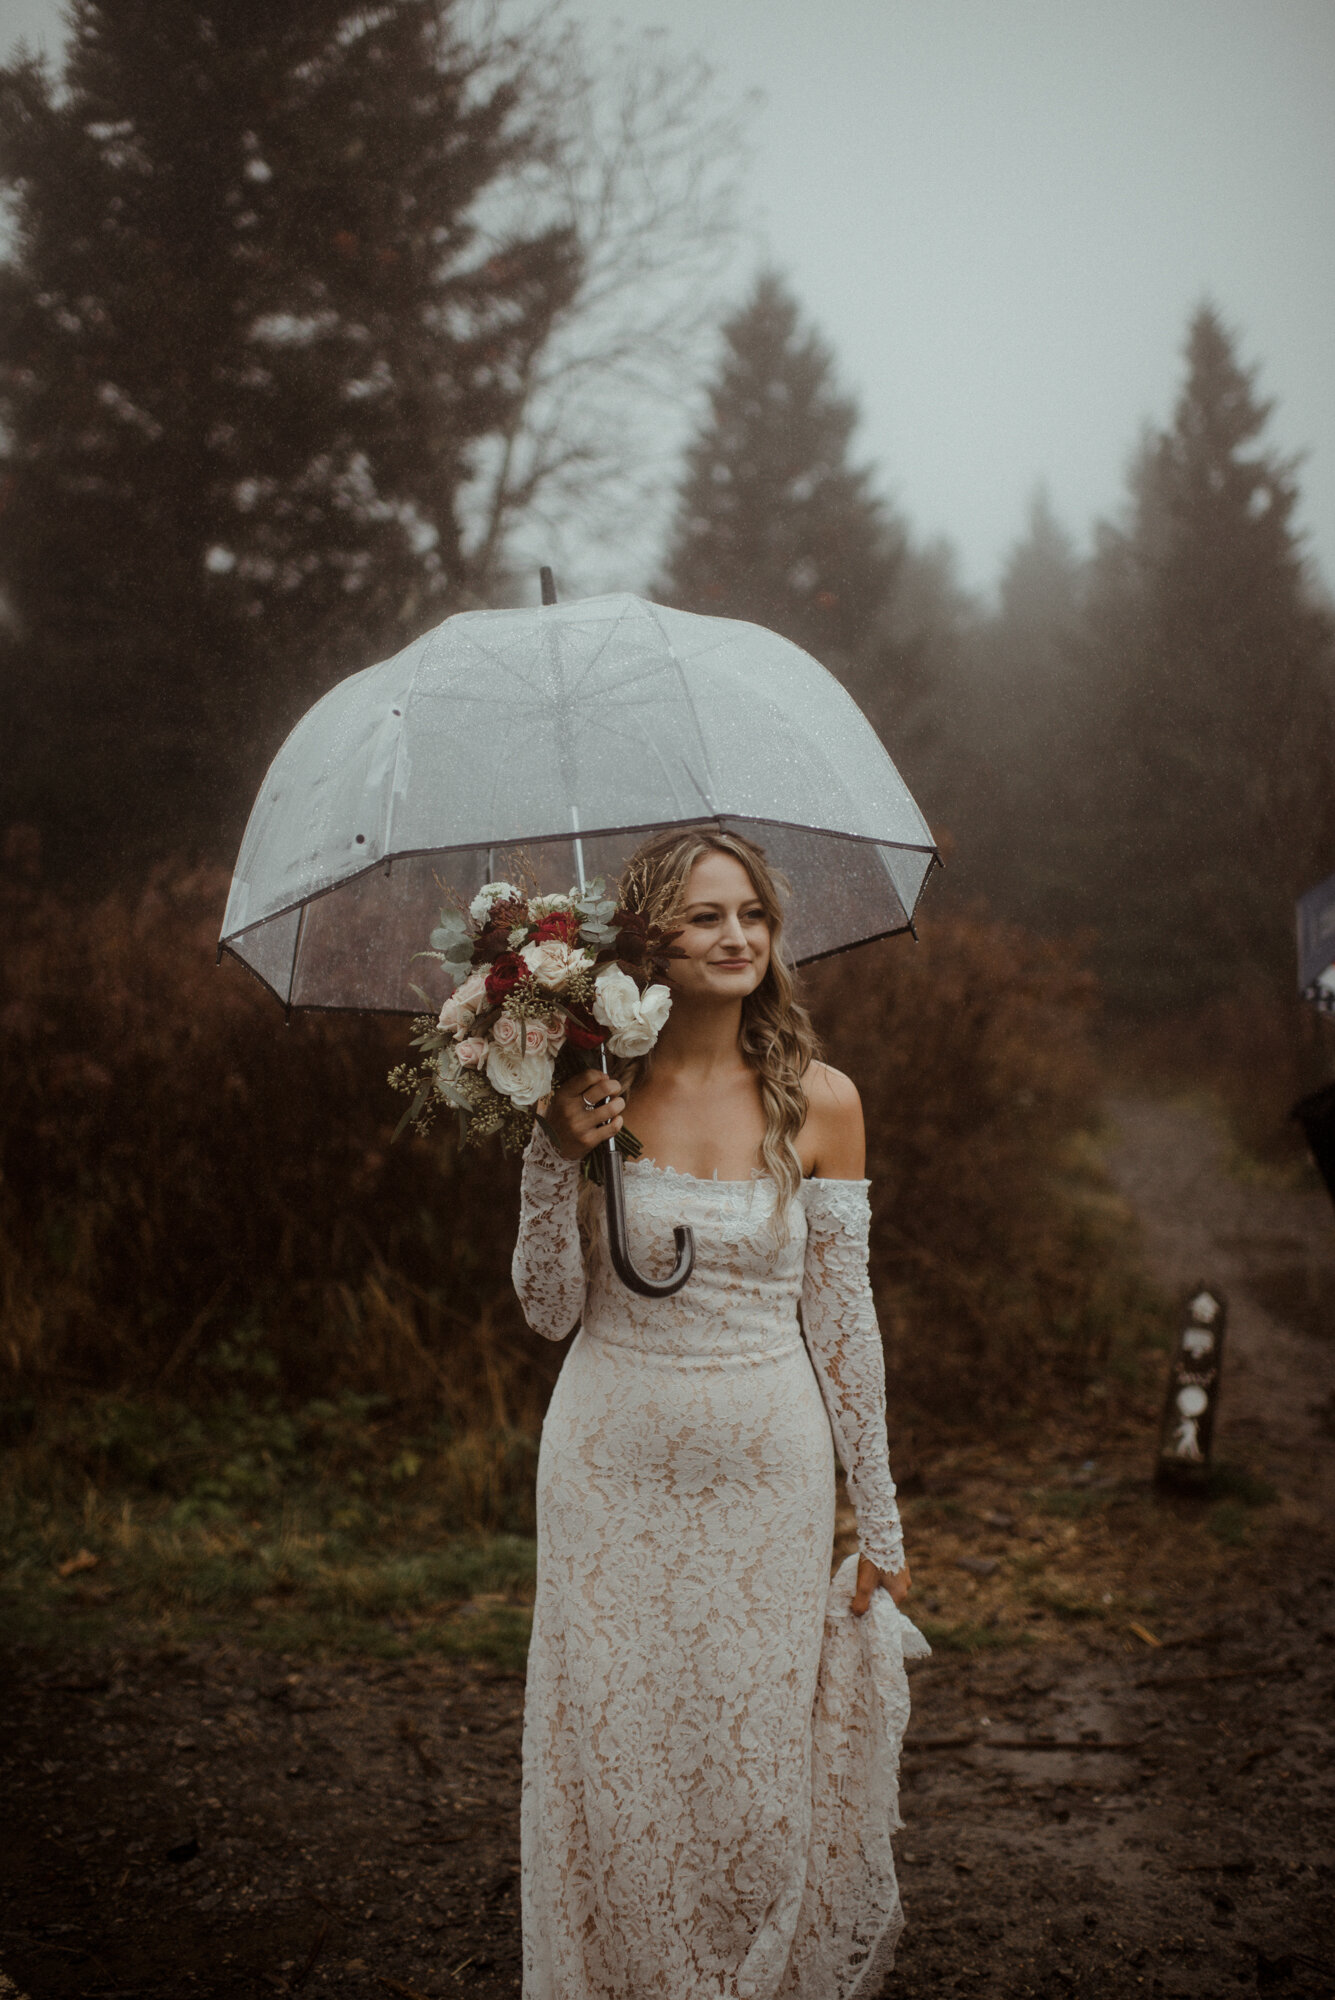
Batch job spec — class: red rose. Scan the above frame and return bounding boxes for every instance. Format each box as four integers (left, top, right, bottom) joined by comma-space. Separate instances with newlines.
485, 952, 530, 1003
561, 1003, 607, 1051
533, 911, 582, 945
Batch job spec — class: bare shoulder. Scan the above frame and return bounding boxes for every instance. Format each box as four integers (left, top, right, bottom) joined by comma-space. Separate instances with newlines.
801, 1061, 865, 1177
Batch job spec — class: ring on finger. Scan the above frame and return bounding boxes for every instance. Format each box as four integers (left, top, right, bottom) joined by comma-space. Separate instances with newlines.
581, 1092, 601, 1111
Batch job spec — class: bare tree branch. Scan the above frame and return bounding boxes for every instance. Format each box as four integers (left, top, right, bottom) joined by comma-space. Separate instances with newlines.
460, 18, 754, 600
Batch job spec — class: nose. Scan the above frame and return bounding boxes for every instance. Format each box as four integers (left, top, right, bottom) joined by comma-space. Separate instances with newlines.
717, 911, 748, 952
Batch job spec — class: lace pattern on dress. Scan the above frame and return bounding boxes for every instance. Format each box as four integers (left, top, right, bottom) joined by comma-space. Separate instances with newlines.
798, 1179, 905, 1576
516, 1152, 920, 2000
511, 1121, 586, 1342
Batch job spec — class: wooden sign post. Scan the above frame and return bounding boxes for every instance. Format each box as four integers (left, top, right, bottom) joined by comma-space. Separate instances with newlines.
1154, 1287, 1227, 1491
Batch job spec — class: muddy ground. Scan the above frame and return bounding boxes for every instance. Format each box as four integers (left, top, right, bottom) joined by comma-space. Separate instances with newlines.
2, 1096, 1333, 2000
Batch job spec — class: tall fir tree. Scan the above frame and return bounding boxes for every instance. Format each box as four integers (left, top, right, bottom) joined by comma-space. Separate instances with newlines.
0, 0, 578, 875
1079, 305, 1335, 1012
658, 273, 909, 731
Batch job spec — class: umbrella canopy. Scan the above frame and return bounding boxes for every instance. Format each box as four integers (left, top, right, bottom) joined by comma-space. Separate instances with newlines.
220, 592, 937, 1013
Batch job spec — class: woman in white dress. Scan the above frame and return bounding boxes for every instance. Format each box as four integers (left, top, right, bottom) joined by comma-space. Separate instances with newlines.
512, 827, 923, 2000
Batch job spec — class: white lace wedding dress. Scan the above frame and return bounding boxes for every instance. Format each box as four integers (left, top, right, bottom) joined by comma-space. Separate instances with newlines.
512, 1126, 928, 2000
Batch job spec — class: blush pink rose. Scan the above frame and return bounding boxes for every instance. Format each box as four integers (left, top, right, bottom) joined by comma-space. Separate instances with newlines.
490, 1012, 524, 1053
454, 1037, 488, 1069
438, 966, 488, 1032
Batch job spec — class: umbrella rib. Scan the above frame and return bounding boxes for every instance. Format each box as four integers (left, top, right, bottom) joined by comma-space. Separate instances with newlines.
642, 601, 718, 808
384, 627, 445, 855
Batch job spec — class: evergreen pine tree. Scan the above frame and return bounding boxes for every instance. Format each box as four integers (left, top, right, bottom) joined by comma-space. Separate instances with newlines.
658, 273, 906, 719
0, 0, 578, 874
1080, 305, 1335, 1011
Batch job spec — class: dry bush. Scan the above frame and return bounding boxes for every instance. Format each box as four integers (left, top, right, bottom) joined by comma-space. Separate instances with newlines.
2, 848, 1140, 1456
806, 914, 1132, 1420
0, 842, 554, 1436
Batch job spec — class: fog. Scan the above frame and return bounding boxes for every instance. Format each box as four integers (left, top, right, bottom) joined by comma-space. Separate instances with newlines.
570, 0, 1335, 595
5, 0, 1332, 594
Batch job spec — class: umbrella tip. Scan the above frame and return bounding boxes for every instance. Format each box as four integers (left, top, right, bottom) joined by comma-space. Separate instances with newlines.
540, 566, 557, 606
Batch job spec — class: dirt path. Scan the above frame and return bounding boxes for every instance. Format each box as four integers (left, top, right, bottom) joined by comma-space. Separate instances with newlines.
884, 1096, 1335, 1999
2, 1095, 1333, 2000
1102, 1094, 1335, 1516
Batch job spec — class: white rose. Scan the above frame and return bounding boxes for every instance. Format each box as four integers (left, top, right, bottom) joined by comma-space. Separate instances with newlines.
592, 966, 672, 1058
591, 963, 639, 1030
485, 1041, 554, 1107
520, 937, 589, 993
528, 893, 578, 920
469, 880, 520, 923
637, 982, 672, 1039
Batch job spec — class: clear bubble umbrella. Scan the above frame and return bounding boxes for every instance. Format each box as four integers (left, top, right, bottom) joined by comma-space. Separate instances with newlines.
220, 582, 938, 1293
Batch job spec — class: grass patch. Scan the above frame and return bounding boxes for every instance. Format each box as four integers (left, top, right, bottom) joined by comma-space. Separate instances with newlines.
1205, 1462, 1278, 1507
1024, 1581, 1102, 1621
1029, 1486, 1114, 1518
1, 1500, 537, 1667
0, 1393, 540, 1666
917, 1618, 1031, 1654
1206, 1499, 1253, 1548
905, 1495, 969, 1523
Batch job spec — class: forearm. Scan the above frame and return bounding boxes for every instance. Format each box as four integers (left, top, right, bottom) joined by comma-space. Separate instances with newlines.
801, 1183, 905, 1575
511, 1121, 586, 1341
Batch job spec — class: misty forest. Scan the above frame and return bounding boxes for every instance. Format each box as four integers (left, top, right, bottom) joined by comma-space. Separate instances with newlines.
1, 6, 1333, 2000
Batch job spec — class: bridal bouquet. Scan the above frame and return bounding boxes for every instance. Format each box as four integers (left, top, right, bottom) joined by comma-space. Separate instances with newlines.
390, 877, 681, 1160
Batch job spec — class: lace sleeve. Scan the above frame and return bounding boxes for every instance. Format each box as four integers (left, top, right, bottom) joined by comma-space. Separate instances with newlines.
799, 1179, 905, 1575
511, 1121, 586, 1342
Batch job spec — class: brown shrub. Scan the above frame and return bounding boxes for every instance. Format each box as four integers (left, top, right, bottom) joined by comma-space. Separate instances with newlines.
0, 855, 553, 1432
807, 916, 1117, 1418
2, 857, 1132, 1436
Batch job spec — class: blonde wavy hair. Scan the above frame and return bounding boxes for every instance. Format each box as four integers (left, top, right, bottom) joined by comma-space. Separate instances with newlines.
615, 826, 821, 1222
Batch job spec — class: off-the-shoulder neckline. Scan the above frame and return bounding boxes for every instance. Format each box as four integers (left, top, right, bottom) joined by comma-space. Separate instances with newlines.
624, 1156, 869, 1190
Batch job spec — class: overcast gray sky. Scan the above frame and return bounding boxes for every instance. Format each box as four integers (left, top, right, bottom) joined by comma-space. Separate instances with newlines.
4, 0, 1333, 598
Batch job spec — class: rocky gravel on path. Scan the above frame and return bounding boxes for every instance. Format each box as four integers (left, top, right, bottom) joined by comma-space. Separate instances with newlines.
1, 1095, 1332, 2000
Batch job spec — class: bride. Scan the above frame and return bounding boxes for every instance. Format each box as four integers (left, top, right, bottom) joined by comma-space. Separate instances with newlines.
512, 826, 920, 2000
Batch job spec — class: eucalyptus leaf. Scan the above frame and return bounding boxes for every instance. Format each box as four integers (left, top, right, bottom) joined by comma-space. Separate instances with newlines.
391, 1083, 430, 1144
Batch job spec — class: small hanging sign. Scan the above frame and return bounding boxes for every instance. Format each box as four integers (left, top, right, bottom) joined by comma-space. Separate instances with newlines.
1154, 1287, 1226, 1490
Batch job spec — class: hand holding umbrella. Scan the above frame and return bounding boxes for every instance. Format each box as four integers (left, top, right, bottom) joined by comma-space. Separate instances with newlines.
392, 868, 696, 1295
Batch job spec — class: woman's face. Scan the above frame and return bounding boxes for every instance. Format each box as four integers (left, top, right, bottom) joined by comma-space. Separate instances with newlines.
666, 851, 772, 1003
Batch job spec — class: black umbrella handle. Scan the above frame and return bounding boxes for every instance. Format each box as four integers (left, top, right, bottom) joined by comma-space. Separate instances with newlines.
602, 1134, 695, 1298
542, 548, 696, 1305
591, 1048, 694, 1298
